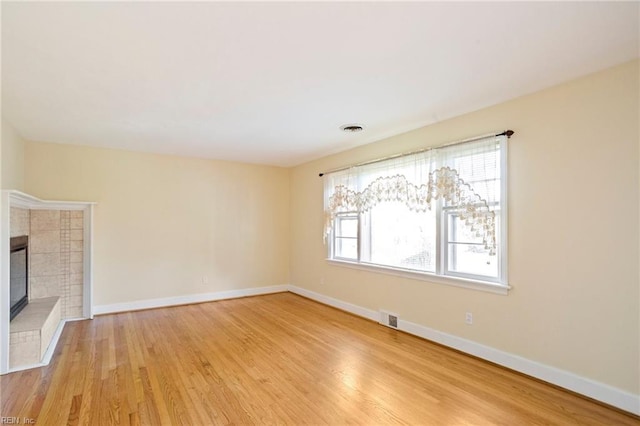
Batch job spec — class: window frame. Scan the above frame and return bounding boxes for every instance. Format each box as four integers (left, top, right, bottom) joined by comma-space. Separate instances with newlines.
331, 211, 360, 262
326, 138, 509, 295
442, 205, 501, 284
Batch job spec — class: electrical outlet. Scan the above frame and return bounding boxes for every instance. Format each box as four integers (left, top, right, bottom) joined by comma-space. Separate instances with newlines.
465, 312, 473, 325
202, 276, 209, 285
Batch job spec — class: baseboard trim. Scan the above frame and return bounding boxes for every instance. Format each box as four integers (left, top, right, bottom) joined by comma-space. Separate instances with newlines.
93, 285, 289, 315
287, 285, 640, 416
287, 285, 380, 322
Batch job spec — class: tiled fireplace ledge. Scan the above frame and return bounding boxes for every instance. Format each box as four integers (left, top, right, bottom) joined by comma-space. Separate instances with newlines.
1, 190, 96, 375
9, 296, 60, 369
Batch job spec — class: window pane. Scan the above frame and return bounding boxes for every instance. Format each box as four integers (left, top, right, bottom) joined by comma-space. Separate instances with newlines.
446, 148, 501, 206
334, 213, 358, 260
452, 149, 499, 181
460, 178, 500, 205
336, 216, 358, 238
447, 243, 498, 277
369, 202, 436, 272
448, 213, 485, 244
447, 213, 499, 278
335, 237, 357, 260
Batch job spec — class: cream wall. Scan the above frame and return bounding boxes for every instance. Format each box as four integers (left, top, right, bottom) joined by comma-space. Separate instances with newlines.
1, 118, 26, 191
290, 60, 639, 394
25, 143, 290, 306
10, 59, 639, 401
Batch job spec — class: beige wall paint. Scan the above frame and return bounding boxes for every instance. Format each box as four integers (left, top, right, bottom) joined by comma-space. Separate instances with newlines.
290, 60, 639, 394
1, 118, 26, 191
14, 59, 639, 397
25, 143, 290, 306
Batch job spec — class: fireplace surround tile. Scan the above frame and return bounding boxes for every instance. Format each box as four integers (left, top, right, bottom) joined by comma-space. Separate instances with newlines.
9, 208, 29, 237
30, 252, 61, 277
70, 251, 83, 263
70, 240, 83, 251
9, 336, 39, 367
30, 230, 61, 254
29, 275, 61, 299
69, 229, 83, 241
30, 210, 61, 231
70, 261, 83, 275
70, 284, 83, 296
25, 209, 84, 319
68, 295, 83, 308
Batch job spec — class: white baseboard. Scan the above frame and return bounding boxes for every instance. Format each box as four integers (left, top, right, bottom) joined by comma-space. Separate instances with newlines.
93, 284, 289, 315
41, 319, 67, 366
287, 285, 640, 416
288, 285, 380, 322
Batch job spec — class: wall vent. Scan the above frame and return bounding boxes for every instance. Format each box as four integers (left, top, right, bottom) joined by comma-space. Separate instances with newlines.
379, 310, 399, 329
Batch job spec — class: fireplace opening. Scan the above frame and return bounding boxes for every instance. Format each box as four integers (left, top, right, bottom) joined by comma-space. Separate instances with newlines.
10, 236, 28, 321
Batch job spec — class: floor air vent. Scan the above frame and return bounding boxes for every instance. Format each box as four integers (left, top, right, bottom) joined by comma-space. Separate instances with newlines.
380, 310, 399, 329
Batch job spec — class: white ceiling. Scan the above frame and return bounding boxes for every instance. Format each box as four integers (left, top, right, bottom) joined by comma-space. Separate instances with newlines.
2, 2, 638, 167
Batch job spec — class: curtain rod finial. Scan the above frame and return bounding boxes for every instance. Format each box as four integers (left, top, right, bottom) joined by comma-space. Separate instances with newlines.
496, 130, 514, 138
319, 173, 324, 177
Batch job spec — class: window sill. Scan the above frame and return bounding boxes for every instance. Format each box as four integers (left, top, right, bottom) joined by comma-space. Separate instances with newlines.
326, 259, 510, 295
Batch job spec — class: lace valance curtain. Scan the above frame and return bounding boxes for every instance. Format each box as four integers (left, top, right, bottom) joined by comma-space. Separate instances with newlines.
324, 135, 505, 255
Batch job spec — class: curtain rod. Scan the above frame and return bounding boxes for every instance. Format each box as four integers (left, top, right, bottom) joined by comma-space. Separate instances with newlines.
318, 130, 514, 177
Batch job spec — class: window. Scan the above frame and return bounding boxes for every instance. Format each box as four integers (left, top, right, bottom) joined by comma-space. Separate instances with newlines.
363, 201, 436, 272
333, 212, 358, 261
324, 134, 508, 289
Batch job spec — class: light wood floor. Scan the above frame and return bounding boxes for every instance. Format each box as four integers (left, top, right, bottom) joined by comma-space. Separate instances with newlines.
1, 292, 638, 425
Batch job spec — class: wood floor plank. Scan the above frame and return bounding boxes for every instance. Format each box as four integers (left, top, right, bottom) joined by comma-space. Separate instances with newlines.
1, 292, 638, 425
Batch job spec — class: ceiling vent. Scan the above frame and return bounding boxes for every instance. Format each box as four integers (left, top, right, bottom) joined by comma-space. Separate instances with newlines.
340, 124, 364, 133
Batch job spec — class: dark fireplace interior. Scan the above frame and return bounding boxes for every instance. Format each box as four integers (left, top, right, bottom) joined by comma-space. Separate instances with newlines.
10, 236, 28, 321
